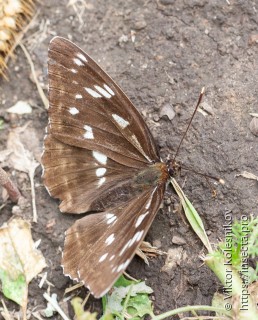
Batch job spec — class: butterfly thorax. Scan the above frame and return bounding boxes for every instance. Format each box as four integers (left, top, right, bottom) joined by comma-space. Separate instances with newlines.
133, 162, 169, 187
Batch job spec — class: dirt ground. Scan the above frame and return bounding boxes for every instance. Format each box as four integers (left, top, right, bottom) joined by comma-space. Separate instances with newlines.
0, 0, 257, 319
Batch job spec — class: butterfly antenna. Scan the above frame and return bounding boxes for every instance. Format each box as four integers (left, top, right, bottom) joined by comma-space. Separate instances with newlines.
172, 87, 205, 162
181, 165, 225, 185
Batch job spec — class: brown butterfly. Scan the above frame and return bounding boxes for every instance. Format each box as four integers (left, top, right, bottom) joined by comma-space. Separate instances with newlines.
42, 37, 181, 298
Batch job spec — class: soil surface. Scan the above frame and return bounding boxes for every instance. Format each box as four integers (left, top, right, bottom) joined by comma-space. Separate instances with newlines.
0, 0, 257, 319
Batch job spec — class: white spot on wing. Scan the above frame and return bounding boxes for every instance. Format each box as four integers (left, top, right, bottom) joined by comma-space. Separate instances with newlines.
99, 288, 110, 297
119, 241, 130, 256
75, 94, 82, 99
77, 52, 88, 62
128, 230, 144, 248
131, 135, 152, 162
145, 198, 152, 209
116, 259, 131, 273
145, 187, 157, 209
135, 211, 149, 228
71, 68, 78, 73
96, 168, 106, 177
112, 114, 129, 129
119, 229, 145, 257
93, 151, 107, 164
85, 87, 102, 98
74, 58, 84, 66
98, 177, 106, 187
109, 255, 115, 261
69, 107, 79, 115
123, 259, 130, 270
83, 125, 94, 139
99, 253, 108, 262
94, 85, 112, 98
106, 213, 117, 224
117, 264, 124, 273
104, 84, 115, 96
135, 230, 144, 242
105, 234, 115, 245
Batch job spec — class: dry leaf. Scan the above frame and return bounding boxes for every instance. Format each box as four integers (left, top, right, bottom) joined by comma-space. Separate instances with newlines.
161, 247, 184, 273
237, 171, 258, 181
0, 217, 47, 319
7, 101, 32, 114
249, 113, 258, 118
7, 125, 39, 222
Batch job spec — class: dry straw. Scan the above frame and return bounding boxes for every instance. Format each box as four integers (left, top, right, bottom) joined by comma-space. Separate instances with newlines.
0, 0, 35, 78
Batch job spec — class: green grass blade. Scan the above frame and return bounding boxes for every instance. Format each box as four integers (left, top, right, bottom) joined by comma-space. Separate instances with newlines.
171, 178, 212, 253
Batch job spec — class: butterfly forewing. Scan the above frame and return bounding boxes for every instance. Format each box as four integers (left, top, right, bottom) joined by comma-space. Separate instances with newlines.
48, 37, 160, 165
62, 184, 165, 298
42, 37, 169, 297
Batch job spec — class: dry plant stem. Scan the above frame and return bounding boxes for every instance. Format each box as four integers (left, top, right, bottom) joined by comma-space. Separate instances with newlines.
181, 317, 229, 320
2, 11, 39, 78
82, 292, 91, 308
28, 169, 37, 223
0, 299, 12, 320
0, 167, 21, 202
31, 311, 45, 320
64, 282, 84, 294
152, 305, 228, 320
43, 293, 70, 320
20, 43, 48, 109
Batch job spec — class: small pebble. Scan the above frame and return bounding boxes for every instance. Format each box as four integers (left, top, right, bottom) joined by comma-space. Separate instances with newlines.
134, 20, 147, 30
250, 117, 258, 136
153, 114, 160, 122
200, 101, 214, 115
159, 103, 175, 120
172, 235, 186, 245
153, 239, 162, 248
160, 0, 175, 4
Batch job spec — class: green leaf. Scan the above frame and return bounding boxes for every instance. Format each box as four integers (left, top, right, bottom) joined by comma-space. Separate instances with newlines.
0, 270, 27, 306
71, 297, 98, 320
0, 217, 47, 316
127, 294, 153, 318
101, 275, 153, 320
170, 178, 212, 253
114, 274, 136, 288
217, 215, 258, 281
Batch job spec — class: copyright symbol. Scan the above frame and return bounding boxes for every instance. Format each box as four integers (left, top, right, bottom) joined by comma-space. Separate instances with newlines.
225, 303, 232, 311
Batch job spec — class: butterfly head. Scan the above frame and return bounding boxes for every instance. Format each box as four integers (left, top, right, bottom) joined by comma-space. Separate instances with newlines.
167, 159, 181, 178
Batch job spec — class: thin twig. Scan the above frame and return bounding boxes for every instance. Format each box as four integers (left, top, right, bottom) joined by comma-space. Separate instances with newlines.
82, 292, 91, 308
43, 293, 70, 320
64, 282, 84, 294
3, 11, 39, 77
0, 299, 13, 320
19, 43, 48, 109
0, 167, 21, 202
29, 169, 38, 222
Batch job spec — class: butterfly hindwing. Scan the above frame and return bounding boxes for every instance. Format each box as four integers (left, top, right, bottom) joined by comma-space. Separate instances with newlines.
62, 184, 165, 297
42, 134, 142, 213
